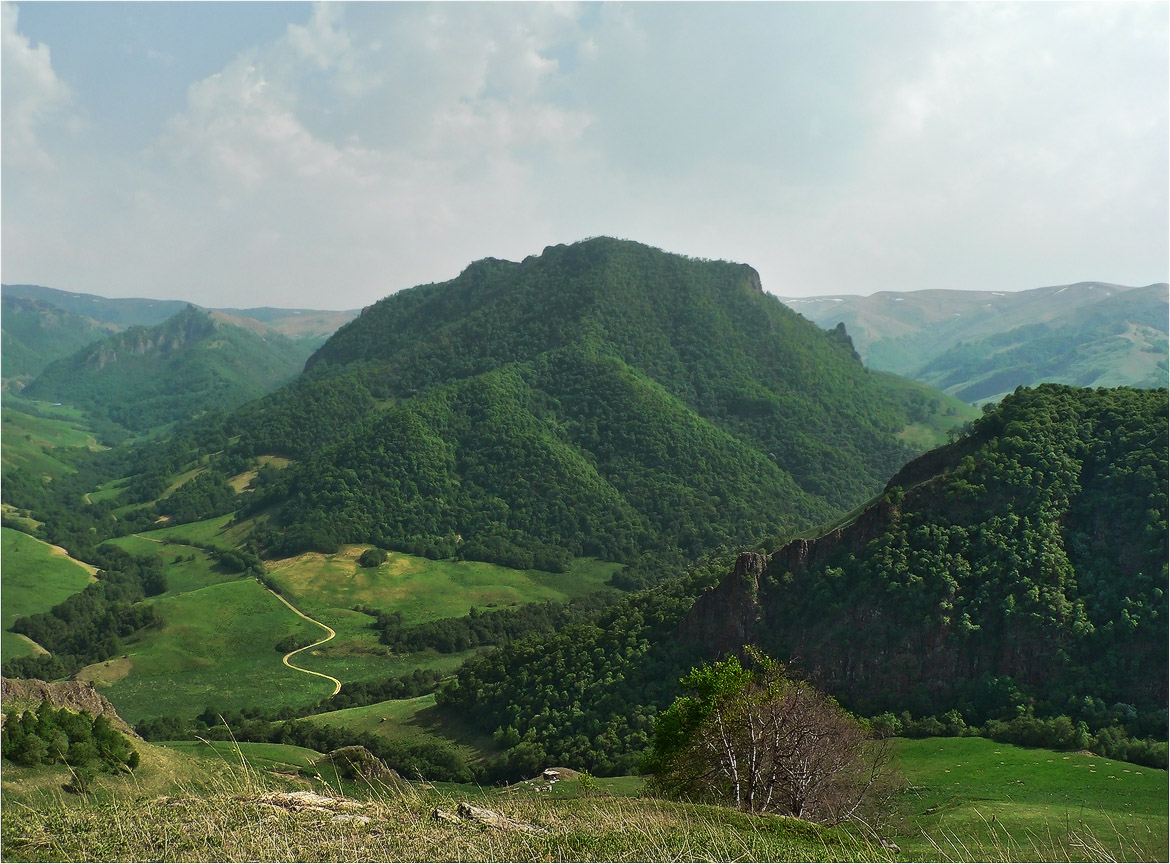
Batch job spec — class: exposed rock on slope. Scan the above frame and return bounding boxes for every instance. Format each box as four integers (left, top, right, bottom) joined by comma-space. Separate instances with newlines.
1, 676, 139, 738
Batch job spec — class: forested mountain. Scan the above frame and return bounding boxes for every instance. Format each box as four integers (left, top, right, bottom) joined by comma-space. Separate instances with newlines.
439, 384, 1168, 772
686, 384, 1167, 726
220, 238, 971, 566
22, 306, 313, 432
1, 295, 115, 387
783, 282, 1169, 403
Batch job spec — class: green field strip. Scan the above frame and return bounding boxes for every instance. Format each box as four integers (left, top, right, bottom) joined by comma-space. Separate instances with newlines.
1, 526, 96, 659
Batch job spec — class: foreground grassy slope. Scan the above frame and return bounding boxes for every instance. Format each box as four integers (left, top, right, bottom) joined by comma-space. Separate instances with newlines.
1, 527, 96, 659
2, 735, 1165, 862
894, 737, 1168, 861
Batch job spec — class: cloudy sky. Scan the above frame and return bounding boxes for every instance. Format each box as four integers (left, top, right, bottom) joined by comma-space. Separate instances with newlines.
3, 2, 1167, 310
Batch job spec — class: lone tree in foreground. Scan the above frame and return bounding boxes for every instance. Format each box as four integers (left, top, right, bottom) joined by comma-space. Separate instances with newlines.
646, 648, 895, 825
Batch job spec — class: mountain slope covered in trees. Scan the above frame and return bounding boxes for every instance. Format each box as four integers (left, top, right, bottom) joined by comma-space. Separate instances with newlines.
222, 238, 971, 566
23, 306, 313, 432
783, 282, 1169, 403
1, 295, 115, 388
1, 285, 357, 394
439, 385, 1168, 772
687, 383, 1168, 728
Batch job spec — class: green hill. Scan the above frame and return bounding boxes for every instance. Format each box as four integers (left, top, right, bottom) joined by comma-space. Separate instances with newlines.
22, 306, 315, 432
687, 384, 1167, 728
1, 285, 357, 400
783, 282, 1169, 403
0, 527, 95, 659
1, 295, 114, 387
223, 238, 972, 566
438, 385, 1167, 774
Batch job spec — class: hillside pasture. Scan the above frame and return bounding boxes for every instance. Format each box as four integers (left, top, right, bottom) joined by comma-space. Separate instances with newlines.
894, 736, 1168, 862
1, 527, 96, 658
132, 513, 252, 551
266, 546, 621, 627
161, 740, 323, 775
102, 533, 240, 596
84, 578, 333, 724
0, 404, 100, 479
302, 693, 498, 767
88, 476, 130, 504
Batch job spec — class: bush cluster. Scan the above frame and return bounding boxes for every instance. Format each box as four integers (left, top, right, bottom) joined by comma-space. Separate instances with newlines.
1, 701, 139, 787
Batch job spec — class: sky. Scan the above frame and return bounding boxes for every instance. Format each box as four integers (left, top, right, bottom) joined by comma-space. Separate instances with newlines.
2, 2, 1167, 311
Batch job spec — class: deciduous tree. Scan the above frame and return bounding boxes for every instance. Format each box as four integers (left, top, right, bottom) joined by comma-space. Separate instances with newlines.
647, 648, 894, 824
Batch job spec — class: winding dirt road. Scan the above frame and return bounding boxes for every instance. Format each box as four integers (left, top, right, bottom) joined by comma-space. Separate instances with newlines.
267, 588, 342, 697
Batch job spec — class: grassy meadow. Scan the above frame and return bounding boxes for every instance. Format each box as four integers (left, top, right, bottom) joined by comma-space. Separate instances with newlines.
127, 513, 252, 551
77, 578, 331, 724
304, 692, 498, 767
259, 546, 620, 687
3, 733, 1166, 863
161, 740, 324, 774
0, 403, 101, 479
265, 545, 621, 626
893, 737, 1168, 861
1, 526, 96, 659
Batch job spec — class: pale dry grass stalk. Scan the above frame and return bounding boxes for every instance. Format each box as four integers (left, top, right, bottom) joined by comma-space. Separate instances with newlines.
1, 751, 902, 863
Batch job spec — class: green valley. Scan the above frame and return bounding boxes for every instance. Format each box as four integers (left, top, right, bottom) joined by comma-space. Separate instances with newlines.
2, 240, 1165, 863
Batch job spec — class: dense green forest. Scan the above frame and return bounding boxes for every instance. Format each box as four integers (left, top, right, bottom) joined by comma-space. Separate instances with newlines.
438, 555, 731, 775
1, 295, 113, 385
23, 306, 312, 431
191, 238, 972, 569
704, 385, 1167, 732
438, 386, 1168, 773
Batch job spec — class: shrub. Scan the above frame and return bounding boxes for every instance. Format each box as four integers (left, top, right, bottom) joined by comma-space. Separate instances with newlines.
646, 648, 895, 824
358, 547, 388, 568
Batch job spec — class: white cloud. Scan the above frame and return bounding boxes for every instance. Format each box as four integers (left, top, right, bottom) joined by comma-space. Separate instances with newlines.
0, 1, 74, 169
116, 2, 600, 304
1, 2, 1165, 307
285, 3, 352, 72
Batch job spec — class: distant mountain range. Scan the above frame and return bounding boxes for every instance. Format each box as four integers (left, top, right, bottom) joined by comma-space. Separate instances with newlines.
781, 282, 1168, 403
1, 284, 358, 392
1, 294, 117, 383
20, 306, 321, 432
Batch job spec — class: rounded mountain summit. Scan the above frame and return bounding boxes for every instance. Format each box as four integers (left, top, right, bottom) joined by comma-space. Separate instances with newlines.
230, 237, 974, 569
